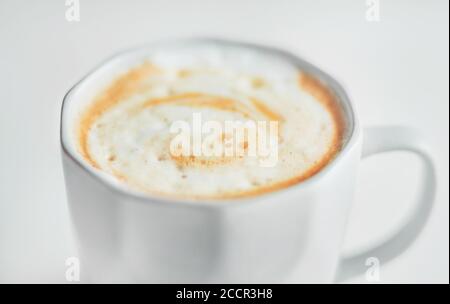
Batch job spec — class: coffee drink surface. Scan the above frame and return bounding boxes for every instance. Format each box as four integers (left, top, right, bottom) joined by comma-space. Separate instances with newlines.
77, 44, 346, 200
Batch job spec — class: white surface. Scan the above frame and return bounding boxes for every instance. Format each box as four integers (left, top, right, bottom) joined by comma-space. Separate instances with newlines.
0, 0, 448, 283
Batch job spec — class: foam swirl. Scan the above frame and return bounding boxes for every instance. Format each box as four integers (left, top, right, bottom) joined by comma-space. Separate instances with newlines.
77, 45, 345, 199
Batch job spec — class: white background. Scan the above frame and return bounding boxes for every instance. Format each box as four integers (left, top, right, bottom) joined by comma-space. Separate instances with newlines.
0, 0, 448, 283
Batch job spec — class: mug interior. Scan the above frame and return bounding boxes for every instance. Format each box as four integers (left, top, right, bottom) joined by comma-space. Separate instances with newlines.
60, 38, 358, 205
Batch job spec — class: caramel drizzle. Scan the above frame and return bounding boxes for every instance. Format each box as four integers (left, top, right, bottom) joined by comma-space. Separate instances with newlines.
249, 97, 284, 122
297, 73, 345, 158
140, 93, 282, 169
78, 62, 159, 168
141, 93, 254, 118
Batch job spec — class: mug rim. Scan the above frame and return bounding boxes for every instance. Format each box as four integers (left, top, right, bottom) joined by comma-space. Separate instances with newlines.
60, 37, 360, 207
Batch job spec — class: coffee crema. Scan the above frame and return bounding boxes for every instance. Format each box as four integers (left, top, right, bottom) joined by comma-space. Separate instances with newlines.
77, 45, 346, 200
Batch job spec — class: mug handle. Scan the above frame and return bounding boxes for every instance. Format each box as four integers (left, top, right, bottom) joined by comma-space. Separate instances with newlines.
336, 126, 437, 282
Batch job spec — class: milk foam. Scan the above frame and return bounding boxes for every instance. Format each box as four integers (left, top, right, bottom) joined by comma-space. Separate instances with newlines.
78, 44, 345, 199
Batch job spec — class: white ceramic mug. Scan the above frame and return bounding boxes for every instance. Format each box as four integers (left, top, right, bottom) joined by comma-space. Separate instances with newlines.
60, 39, 436, 283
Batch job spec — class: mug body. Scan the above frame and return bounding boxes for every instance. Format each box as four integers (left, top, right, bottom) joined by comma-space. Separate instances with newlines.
62, 136, 362, 284
61, 38, 362, 283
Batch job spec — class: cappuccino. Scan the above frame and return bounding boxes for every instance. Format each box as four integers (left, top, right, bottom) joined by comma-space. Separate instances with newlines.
76, 44, 345, 199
